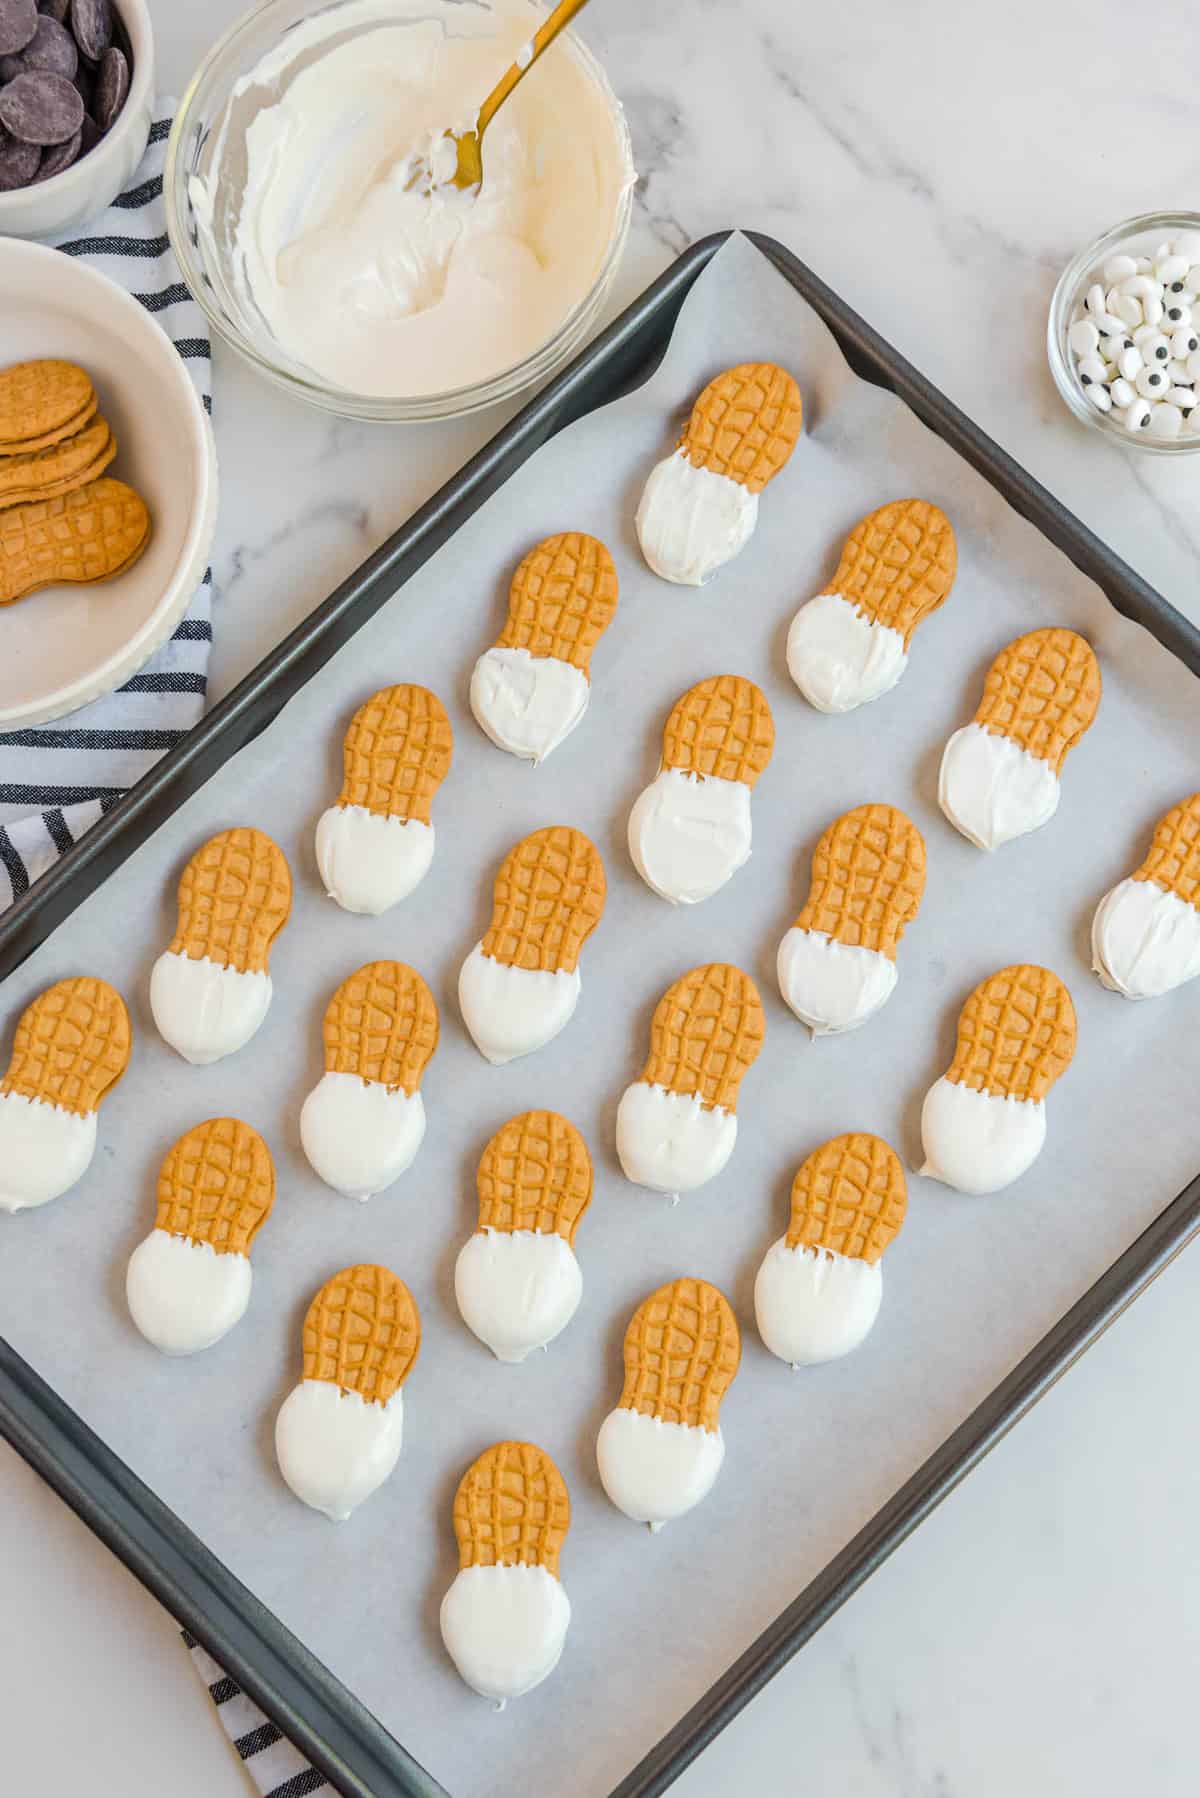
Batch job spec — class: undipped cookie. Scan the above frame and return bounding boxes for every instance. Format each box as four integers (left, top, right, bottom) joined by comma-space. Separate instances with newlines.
150, 828, 292, 1065
629, 674, 774, 905
636, 362, 802, 585
0, 415, 114, 510
596, 1277, 740, 1529
777, 803, 926, 1036
920, 964, 1077, 1193
0, 974, 130, 1212
275, 1264, 421, 1521
455, 1110, 592, 1362
459, 825, 605, 1064
615, 963, 765, 1197
441, 1441, 572, 1704
754, 1133, 906, 1366
0, 357, 93, 450
0, 474, 148, 604
299, 961, 439, 1200
470, 532, 618, 764
125, 1118, 275, 1355
314, 684, 452, 915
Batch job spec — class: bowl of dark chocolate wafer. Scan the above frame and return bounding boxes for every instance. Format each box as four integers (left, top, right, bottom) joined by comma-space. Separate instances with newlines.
0, 0, 153, 238
0, 236, 217, 727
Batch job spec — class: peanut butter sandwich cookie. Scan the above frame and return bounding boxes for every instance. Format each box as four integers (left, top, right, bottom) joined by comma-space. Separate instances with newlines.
455, 1110, 593, 1363
300, 961, 439, 1200
755, 1133, 906, 1366
777, 803, 926, 1037
459, 825, 606, 1064
939, 628, 1101, 850
470, 533, 618, 764
597, 1278, 740, 1529
0, 360, 96, 454
0, 359, 150, 602
275, 1264, 420, 1521
787, 500, 956, 712
920, 964, 1077, 1194
629, 675, 774, 905
126, 1118, 275, 1356
616, 963, 764, 1197
637, 362, 802, 585
315, 684, 452, 915
150, 828, 292, 1065
0, 975, 130, 1212
441, 1442, 572, 1705
1092, 793, 1200, 1000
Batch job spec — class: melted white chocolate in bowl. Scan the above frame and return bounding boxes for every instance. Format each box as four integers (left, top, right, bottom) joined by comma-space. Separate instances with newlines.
191, 0, 634, 401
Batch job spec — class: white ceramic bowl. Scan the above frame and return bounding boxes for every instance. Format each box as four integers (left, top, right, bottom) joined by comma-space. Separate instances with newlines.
0, 239, 218, 728
0, 0, 154, 240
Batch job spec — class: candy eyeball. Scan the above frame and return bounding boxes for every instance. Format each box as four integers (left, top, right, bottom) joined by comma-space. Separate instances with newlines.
1067, 232, 1200, 440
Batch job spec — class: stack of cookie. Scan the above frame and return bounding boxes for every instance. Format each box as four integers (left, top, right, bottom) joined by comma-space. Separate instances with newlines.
0, 356, 150, 605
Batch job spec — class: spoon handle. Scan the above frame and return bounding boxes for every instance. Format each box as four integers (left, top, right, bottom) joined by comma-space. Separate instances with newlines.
477, 0, 593, 141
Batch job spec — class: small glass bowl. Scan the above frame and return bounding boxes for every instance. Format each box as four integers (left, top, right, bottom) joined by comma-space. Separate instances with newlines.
164, 0, 634, 422
1048, 210, 1200, 455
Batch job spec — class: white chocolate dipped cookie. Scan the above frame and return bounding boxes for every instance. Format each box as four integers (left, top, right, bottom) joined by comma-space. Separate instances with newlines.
939, 628, 1101, 850
441, 1441, 572, 1705
787, 499, 956, 712
629, 674, 774, 905
150, 828, 292, 1065
126, 1119, 275, 1356
300, 961, 439, 1200
636, 362, 802, 585
1092, 793, 1200, 999
754, 1133, 906, 1367
315, 684, 452, 915
470, 533, 618, 764
459, 826, 606, 1065
597, 1277, 740, 1530
275, 1264, 420, 1521
455, 1110, 592, 1363
777, 803, 926, 1037
920, 964, 1077, 1194
0, 976, 131, 1214
616, 963, 764, 1197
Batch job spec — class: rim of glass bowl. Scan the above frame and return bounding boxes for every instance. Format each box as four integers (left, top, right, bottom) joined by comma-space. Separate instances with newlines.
1048, 209, 1200, 456
164, 2, 634, 423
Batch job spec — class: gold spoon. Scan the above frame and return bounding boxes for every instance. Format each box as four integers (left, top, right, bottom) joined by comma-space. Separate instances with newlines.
434, 0, 592, 191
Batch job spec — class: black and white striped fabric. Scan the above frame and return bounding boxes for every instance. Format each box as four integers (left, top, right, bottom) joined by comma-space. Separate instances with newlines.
1, 114, 324, 1793
183, 1631, 328, 1798
0, 110, 213, 911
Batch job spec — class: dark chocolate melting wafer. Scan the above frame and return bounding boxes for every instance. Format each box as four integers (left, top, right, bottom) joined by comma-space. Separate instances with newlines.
92, 38, 123, 129
0, 0, 36, 57
0, 123, 39, 186
68, 0, 108, 62
0, 13, 78, 79
33, 119, 77, 176
0, 67, 83, 142
38, 0, 70, 20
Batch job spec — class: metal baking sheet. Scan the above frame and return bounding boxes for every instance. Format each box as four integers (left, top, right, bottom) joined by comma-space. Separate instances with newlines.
3, 232, 1200, 1798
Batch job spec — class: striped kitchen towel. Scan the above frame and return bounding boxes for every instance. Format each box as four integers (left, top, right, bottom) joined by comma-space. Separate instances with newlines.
183, 1631, 328, 1798
0, 107, 213, 911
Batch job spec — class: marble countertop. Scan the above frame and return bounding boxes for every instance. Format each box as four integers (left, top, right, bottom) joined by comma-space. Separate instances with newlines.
5, 1, 1200, 1792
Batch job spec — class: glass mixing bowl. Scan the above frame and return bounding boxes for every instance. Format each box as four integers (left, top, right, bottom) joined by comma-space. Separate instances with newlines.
164, 0, 634, 421
1048, 210, 1200, 455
